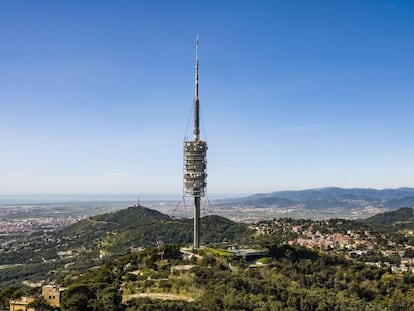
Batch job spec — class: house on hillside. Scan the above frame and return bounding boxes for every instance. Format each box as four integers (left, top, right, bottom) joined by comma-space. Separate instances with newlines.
9, 296, 35, 311
42, 285, 65, 307
9, 285, 65, 311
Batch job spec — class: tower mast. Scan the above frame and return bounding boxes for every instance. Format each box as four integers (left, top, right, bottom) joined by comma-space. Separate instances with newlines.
184, 36, 208, 249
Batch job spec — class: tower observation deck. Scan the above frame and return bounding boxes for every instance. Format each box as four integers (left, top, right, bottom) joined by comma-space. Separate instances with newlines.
183, 37, 207, 249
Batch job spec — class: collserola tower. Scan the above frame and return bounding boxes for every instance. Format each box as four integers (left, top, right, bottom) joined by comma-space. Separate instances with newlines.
183, 37, 207, 249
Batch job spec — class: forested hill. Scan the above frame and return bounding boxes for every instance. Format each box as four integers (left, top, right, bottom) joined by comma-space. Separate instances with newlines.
363, 207, 414, 226
61, 205, 170, 237
56, 205, 250, 256
0, 205, 251, 287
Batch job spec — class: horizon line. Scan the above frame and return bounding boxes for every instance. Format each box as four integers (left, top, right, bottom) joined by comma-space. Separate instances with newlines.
1, 186, 414, 197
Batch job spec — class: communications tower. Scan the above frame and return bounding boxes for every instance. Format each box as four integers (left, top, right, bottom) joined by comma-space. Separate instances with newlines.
183, 37, 207, 249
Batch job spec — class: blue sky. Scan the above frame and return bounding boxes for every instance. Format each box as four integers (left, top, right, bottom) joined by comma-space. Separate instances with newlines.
0, 0, 413, 195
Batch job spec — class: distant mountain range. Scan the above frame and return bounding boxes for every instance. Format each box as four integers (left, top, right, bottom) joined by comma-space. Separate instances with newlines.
224, 187, 414, 210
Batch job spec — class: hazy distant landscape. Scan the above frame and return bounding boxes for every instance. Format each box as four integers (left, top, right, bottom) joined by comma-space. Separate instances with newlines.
2, 187, 414, 235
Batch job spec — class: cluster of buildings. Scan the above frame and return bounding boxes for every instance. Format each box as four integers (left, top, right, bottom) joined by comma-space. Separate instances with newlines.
9, 285, 65, 311
0, 231, 70, 257
0, 217, 80, 235
288, 227, 375, 251
254, 219, 414, 274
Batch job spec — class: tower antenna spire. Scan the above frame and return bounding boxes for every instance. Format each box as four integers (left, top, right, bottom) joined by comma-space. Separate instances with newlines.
194, 35, 200, 141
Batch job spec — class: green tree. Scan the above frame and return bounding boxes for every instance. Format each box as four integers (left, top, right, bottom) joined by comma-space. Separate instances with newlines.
61, 284, 95, 311
0, 286, 20, 310
27, 296, 54, 311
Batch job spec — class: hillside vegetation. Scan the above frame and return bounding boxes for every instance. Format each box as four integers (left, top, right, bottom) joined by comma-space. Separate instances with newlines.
0, 206, 251, 286
3, 205, 414, 310
363, 207, 414, 226
58, 206, 250, 254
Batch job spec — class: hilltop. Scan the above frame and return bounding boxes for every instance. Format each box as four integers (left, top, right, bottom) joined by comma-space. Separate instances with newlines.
58, 205, 249, 254
363, 207, 414, 226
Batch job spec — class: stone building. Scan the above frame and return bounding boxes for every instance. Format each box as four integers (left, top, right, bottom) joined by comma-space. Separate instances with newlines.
42, 285, 65, 307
